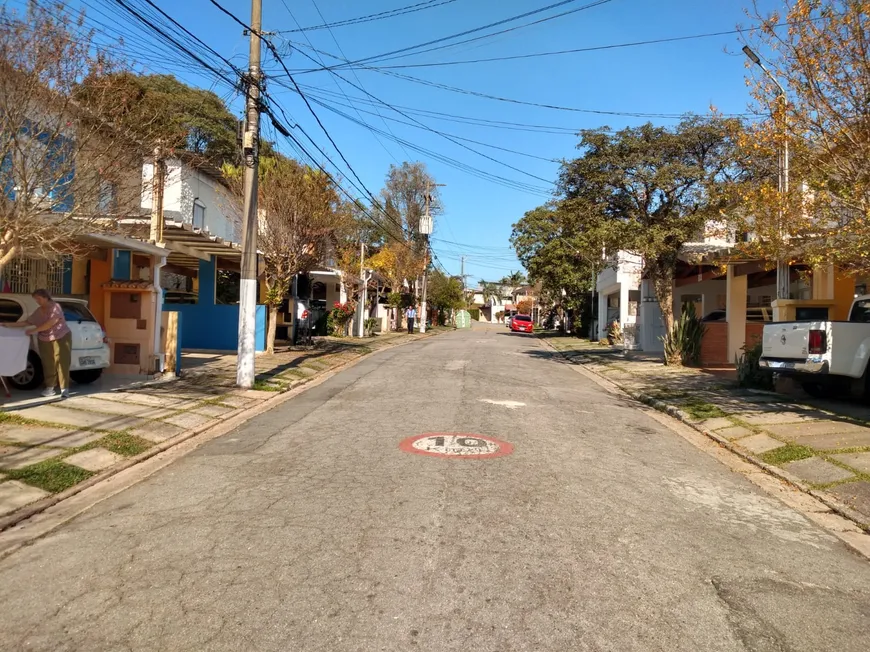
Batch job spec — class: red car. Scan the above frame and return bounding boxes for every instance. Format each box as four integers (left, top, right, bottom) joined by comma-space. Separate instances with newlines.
510, 314, 534, 334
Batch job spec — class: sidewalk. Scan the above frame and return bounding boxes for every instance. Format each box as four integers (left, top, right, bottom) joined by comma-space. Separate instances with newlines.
0, 329, 443, 523
538, 333, 870, 529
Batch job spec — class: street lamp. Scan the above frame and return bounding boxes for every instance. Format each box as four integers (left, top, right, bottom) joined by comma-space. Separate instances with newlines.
743, 45, 790, 300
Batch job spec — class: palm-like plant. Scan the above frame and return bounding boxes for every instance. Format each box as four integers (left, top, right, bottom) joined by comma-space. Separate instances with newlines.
479, 281, 500, 305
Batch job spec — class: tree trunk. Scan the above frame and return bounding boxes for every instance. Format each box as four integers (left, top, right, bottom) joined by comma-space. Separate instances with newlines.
652, 267, 679, 365
266, 304, 278, 355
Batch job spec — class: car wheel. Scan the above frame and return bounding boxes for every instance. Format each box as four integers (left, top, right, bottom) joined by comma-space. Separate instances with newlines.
70, 368, 103, 385
69, 369, 103, 385
10, 351, 44, 390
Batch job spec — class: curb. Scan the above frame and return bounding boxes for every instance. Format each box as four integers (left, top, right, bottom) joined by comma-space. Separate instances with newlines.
0, 329, 442, 541
537, 336, 870, 533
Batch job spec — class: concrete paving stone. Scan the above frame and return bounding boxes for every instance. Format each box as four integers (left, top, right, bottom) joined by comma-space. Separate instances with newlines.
95, 392, 197, 409
694, 417, 734, 431
212, 395, 255, 409
0, 424, 79, 447
831, 452, 870, 474
0, 446, 62, 470
233, 389, 278, 400
0, 480, 49, 516
161, 412, 216, 430
11, 404, 150, 432
191, 404, 237, 418
64, 447, 125, 472
716, 426, 756, 440
781, 457, 855, 484
792, 430, 870, 451
740, 411, 821, 426
764, 420, 870, 439
828, 481, 870, 518
128, 423, 184, 443
736, 434, 786, 455
61, 397, 179, 420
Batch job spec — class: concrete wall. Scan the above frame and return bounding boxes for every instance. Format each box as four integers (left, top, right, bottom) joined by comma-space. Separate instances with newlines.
163, 257, 266, 351
142, 159, 241, 243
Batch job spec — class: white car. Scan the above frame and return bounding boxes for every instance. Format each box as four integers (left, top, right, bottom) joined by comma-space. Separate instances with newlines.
0, 295, 111, 390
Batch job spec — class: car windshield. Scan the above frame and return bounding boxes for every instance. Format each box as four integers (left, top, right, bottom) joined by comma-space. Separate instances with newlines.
59, 301, 97, 323
514, 315, 531, 322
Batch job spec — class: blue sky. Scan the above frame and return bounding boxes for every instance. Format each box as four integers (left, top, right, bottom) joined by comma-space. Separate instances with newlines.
48, 0, 778, 284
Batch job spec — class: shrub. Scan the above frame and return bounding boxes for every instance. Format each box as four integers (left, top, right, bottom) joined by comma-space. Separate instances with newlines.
736, 340, 774, 390
328, 301, 356, 337
661, 304, 705, 366
469, 308, 481, 321
607, 320, 623, 345
364, 317, 378, 337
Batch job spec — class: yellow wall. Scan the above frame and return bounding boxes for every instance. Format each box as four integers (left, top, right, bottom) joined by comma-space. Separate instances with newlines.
71, 257, 88, 295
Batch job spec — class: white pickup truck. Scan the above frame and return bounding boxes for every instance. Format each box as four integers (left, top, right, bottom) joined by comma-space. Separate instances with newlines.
759, 295, 870, 398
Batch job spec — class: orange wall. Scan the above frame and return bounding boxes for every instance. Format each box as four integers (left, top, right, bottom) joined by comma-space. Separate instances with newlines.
745, 323, 764, 348
88, 258, 110, 323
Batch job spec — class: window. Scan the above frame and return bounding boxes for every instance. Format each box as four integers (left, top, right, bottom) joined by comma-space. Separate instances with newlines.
97, 180, 117, 213
850, 299, 870, 323
514, 315, 532, 322
58, 301, 97, 323
192, 200, 206, 229
0, 299, 23, 323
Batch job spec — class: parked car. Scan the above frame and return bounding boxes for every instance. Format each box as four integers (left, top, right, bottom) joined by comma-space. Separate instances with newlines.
0, 295, 111, 390
510, 314, 534, 334
505, 315, 512, 328
702, 307, 772, 322
759, 294, 870, 398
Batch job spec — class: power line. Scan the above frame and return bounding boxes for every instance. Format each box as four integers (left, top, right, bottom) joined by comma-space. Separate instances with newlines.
274, 45, 557, 186
275, 0, 458, 34
303, 0, 611, 73
275, 42, 747, 119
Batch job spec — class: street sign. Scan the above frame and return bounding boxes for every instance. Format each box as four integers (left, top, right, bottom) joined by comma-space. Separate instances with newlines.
399, 433, 514, 459
455, 310, 471, 329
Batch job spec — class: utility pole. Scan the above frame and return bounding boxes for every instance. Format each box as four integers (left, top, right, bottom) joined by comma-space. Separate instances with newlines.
149, 144, 165, 244
419, 181, 444, 333
236, 0, 262, 388
357, 241, 366, 337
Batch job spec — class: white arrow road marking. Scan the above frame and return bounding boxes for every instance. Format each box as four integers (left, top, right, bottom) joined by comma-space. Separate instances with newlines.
479, 399, 526, 409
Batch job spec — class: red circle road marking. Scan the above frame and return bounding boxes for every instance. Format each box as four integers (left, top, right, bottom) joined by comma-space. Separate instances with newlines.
399, 433, 514, 459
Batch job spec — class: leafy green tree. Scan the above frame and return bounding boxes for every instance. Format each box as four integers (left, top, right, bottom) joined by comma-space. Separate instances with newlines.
510, 203, 598, 314
81, 72, 241, 166
427, 270, 464, 324
558, 117, 745, 362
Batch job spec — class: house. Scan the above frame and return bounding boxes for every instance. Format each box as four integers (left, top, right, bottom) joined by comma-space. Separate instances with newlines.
135, 154, 267, 353
597, 219, 861, 367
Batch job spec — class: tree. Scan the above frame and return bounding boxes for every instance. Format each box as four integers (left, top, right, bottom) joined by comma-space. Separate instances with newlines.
517, 298, 534, 315
479, 281, 501, 305
737, 1, 870, 275
427, 270, 464, 324
501, 270, 526, 289
510, 203, 600, 324
372, 161, 440, 328
224, 155, 351, 353
81, 72, 241, 168
0, 2, 157, 271
558, 117, 746, 363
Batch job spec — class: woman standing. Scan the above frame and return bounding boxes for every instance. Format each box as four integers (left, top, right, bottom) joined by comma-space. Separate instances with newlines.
5, 289, 72, 398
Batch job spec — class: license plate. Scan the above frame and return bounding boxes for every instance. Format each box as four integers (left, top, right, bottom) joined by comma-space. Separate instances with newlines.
79, 356, 97, 366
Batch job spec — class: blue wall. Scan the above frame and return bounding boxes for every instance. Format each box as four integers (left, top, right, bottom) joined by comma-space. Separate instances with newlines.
162, 257, 265, 352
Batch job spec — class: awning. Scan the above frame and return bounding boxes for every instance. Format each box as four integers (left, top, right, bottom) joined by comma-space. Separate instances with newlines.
78, 233, 168, 259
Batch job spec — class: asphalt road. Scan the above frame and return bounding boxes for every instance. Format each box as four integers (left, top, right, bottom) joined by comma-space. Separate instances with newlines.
1, 324, 869, 651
